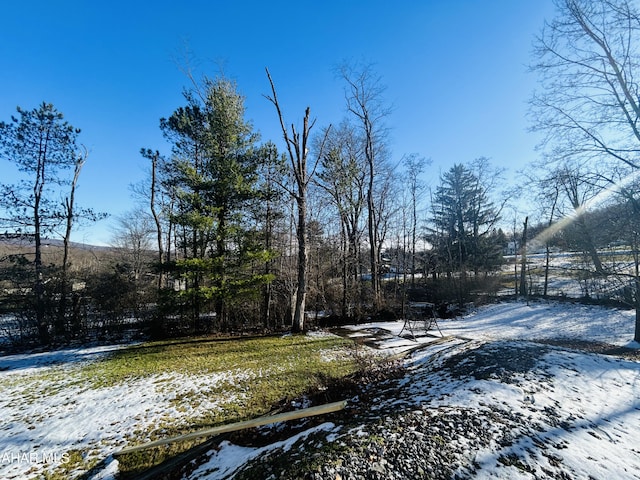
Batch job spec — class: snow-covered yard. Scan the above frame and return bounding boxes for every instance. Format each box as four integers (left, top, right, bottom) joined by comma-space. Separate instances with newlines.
1, 300, 639, 479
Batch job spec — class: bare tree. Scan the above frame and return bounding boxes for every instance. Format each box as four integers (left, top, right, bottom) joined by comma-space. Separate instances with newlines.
531, 0, 640, 170
110, 208, 155, 282
529, 0, 640, 341
143, 150, 165, 288
265, 68, 330, 332
525, 158, 613, 297
557, 165, 607, 273
403, 153, 429, 286
538, 178, 561, 297
56, 147, 88, 336
339, 62, 392, 312
316, 120, 367, 319
137, 148, 177, 286
519, 216, 529, 298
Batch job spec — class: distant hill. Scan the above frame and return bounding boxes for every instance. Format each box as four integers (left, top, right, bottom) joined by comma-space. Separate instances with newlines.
0, 234, 113, 252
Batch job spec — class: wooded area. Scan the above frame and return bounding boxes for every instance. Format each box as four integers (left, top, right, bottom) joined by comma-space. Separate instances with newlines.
2, 0, 640, 347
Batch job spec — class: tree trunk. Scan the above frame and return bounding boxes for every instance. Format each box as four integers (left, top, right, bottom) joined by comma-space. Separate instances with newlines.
635, 276, 640, 343
292, 184, 308, 333
150, 151, 164, 290
57, 153, 85, 337
340, 219, 348, 319
511, 216, 519, 295
543, 188, 559, 297
411, 192, 417, 287
34, 208, 47, 344
263, 185, 273, 329
543, 243, 551, 297
216, 207, 227, 329
266, 70, 329, 333
34, 156, 48, 345
634, 247, 640, 343
364, 113, 383, 311
519, 216, 528, 298
367, 180, 379, 310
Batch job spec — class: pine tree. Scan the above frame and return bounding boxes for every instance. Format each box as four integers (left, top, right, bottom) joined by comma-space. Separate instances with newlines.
160, 77, 273, 331
428, 163, 502, 278
0, 103, 83, 343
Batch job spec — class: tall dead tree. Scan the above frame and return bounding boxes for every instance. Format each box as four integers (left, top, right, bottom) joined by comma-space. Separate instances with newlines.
265, 68, 329, 332
149, 150, 164, 288
56, 147, 87, 336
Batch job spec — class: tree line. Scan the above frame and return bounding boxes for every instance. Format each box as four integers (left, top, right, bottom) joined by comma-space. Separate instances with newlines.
2, 0, 640, 346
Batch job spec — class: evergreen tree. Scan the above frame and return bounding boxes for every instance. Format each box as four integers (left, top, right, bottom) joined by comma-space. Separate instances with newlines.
160, 77, 273, 331
428, 163, 503, 278
251, 141, 287, 328
0, 103, 84, 344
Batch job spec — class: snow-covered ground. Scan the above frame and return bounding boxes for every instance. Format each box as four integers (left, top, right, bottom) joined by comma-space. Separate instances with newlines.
192, 301, 640, 479
382, 337, 640, 479
501, 250, 637, 299
0, 344, 259, 479
342, 300, 638, 353
1, 300, 639, 479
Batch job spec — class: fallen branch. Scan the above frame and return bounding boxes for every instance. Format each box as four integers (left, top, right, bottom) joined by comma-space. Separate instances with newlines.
113, 399, 347, 457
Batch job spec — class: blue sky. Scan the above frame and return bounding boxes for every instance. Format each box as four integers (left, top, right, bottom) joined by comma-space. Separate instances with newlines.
1, 1, 556, 245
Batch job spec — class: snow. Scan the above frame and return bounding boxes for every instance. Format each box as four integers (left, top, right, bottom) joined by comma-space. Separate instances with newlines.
0, 299, 639, 479
188, 422, 338, 480
336, 300, 640, 479
397, 341, 640, 479
0, 346, 255, 479
343, 300, 638, 352
0, 344, 127, 375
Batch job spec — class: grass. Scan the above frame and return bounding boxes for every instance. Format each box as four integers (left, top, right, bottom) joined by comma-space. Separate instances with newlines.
42, 449, 88, 480
83, 334, 356, 395
37, 332, 361, 478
